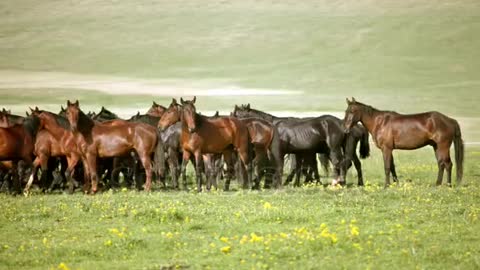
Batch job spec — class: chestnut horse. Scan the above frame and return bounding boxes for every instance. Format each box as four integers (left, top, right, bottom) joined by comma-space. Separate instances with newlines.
344, 98, 464, 187
65, 100, 161, 193
159, 97, 251, 192
147, 101, 167, 117
26, 108, 83, 193
0, 113, 39, 193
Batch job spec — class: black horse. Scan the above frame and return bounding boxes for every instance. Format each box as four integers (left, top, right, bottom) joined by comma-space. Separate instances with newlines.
233, 104, 370, 186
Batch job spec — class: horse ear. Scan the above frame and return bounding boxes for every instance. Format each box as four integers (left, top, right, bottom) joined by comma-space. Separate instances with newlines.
67, 100, 71, 106
137, 111, 140, 116
26, 111, 30, 117
180, 97, 185, 105
246, 103, 250, 110
153, 101, 158, 106
35, 106, 39, 112
352, 97, 356, 103
346, 98, 351, 104
29, 107, 35, 113
192, 96, 196, 104
172, 98, 177, 105
214, 111, 219, 117
61, 105, 65, 111
74, 100, 79, 106
234, 105, 239, 110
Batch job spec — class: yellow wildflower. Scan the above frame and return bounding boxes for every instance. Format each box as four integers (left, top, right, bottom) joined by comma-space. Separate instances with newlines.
220, 246, 231, 254
263, 202, 272, 210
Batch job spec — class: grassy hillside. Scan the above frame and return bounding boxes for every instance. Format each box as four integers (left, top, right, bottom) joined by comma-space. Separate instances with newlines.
0, 0, 480, 114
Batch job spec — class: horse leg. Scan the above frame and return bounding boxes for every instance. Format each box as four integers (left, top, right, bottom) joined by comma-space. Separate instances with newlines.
65, 155, 80, 194
223, 151, 234, 191
194, 151, 203, 192
11, 161, 21, 194
390, 155, 398, 183
202, 155, 212, 192
180, 151, 191, 191
284, 154, 296, 185
136, 151, 153, 192
435, 145, 452, 186
86, 153, 99, 194
352, 152, 363, 186
293, 155, 302, 187
319, 153, 330, 177
382, 148, 393, 188
168, 148, 179, 189
25, 157, 41, 193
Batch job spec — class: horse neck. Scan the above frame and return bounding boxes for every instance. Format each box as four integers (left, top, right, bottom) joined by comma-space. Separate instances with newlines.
359, 107, 381, 133
248, 109, 275, 121
43, 116, 68, 140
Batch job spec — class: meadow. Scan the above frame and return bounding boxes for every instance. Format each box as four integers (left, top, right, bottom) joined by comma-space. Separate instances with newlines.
0, 0, 480, 269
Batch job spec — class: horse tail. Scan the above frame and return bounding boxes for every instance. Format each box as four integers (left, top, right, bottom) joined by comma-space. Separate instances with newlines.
453, 120, 464, 185
154, 130, 166, 180
359, 126, 370, 159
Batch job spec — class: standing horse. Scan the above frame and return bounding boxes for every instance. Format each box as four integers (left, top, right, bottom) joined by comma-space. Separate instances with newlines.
26, 108, 83, 193
147, 102, 167, 117
0, 113, 39, 193
159, 97, 251, 192
232, 105, 349, 186
65, 100, 161, 193
343, 98, 464, 187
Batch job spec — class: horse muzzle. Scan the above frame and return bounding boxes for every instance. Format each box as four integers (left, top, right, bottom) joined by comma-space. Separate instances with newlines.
188, 127, 196, 133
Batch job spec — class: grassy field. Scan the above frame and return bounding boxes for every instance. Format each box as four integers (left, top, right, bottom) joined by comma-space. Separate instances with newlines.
1, 0, 480, 269
0, 147, 479, 269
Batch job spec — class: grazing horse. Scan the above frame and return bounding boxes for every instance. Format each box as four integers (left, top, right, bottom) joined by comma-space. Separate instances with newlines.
159, 97, 251, 192
65, 100, 161, 193
27, 108, 83, 193
147, 101, 167, 118
0, 113, 39, 193
343, 98, 464, 187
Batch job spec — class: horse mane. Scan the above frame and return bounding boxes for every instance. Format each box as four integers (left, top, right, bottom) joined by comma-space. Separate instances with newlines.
94, 107, 119, 119
77, 109, 95, 135
353, 100, 401, 116
240, 105, 275, 121
22, 115, 40, 137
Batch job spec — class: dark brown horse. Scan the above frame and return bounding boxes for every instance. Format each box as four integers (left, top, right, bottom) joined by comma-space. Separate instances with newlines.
26, 108, 83, 193
344, 98, 464, 187
147, 101, 167, 118
65, 100, 161, 193
159, 97, 251, 192
0, 113, 39, 193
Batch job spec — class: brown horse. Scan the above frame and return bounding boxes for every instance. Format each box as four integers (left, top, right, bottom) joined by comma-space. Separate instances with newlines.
26, 108, 84, 193
232, 117, 282, 189
0, 113, 39, 193
159, 97, 251, 192
65, 100, 161, 193
147, 101, 167, 118
344, 98, 464, 187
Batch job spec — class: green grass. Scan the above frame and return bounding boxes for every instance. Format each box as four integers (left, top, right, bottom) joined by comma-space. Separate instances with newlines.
1, 0, 480, 269
1, 147, 480, 269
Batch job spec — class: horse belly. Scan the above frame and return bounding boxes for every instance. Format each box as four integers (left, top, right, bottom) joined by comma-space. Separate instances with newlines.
97, 136, 133, 157
392, 124, 431, 150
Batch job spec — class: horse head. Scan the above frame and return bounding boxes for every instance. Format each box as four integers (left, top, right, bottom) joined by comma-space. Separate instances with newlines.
158, 98, 181, 131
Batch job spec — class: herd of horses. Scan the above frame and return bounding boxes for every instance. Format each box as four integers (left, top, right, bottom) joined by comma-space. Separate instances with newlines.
0, 97, 464, 195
